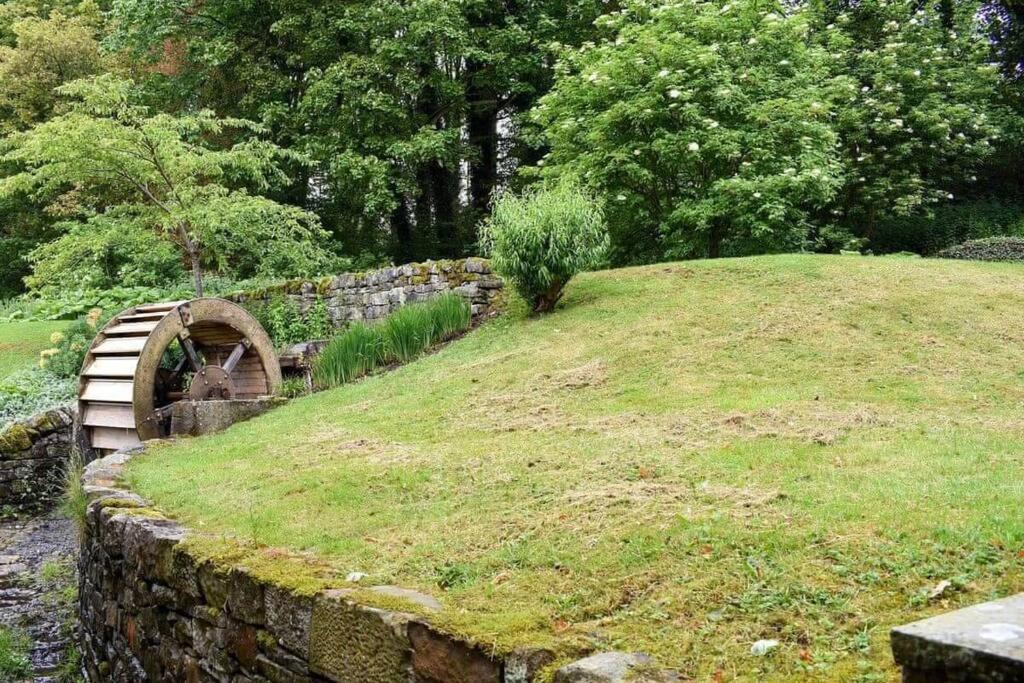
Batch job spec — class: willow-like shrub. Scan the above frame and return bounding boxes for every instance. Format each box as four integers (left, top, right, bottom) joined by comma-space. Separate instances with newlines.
481, 182, 607, 314
313, 294, 472, 389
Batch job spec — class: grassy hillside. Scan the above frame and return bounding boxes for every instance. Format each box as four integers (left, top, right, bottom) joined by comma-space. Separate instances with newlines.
0, 321, 65, 379
128, 255, 1024, 681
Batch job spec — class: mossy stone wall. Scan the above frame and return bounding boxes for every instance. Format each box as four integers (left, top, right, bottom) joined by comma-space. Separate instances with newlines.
0, 406, 73, 514
228, 258, 503, 327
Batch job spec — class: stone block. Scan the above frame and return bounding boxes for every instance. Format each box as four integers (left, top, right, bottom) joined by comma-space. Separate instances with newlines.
308, 589, 412, 682
553, 652, 675, 683
170, 399, 283, 438
892, 593, 1024, 682
265, 585, 313, 658
408, 621, 502, 683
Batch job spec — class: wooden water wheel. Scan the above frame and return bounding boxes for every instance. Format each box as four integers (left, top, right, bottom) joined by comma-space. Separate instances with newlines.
78, 298, 281, 453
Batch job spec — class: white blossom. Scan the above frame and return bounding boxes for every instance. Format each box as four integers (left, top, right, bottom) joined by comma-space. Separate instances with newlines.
687, 142, 700, 152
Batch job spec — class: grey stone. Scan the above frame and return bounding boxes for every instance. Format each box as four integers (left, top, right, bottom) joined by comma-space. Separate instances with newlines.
554, 652, 657, 683
170, 398, 283, 438
892, 593, 1024, 682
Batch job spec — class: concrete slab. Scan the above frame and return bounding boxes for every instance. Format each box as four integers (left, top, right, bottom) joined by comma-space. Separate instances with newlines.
891, 593, 1024, 682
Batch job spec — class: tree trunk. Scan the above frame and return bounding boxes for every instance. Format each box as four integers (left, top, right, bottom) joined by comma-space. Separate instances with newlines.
708, 221, 724, 259
391, 199, 413, 263
533, 278, 565, 314
430, 161, 459, 257
177, 221, 204, 297
190, 248, 204, 298
467, 65, 499, 218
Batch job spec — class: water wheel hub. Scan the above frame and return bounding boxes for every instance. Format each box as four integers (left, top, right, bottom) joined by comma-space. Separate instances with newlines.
188, 366, 236, 401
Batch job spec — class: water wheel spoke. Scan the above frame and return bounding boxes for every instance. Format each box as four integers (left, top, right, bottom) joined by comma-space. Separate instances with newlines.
222, 338, 252, 374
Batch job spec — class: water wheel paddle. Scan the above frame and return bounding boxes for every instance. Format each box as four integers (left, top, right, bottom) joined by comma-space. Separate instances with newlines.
78, 298, 281, 453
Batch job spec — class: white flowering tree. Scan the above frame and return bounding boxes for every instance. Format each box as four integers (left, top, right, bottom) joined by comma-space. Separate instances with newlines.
823, 0, 1004, 239
531, 0, 843, 261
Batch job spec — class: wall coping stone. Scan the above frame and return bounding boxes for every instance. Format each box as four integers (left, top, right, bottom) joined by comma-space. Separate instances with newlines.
79, 446, 676, 682
891, 593, 1024, 682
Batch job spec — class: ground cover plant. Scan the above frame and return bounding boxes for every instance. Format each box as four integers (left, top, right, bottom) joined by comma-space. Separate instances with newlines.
937, 236, 1024, 263
128, 255, 1024, 679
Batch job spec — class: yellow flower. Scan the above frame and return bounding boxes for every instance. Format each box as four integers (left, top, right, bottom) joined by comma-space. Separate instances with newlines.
39, 348, 59, 358
50, 331, 65, 344
86, 308, 103, 327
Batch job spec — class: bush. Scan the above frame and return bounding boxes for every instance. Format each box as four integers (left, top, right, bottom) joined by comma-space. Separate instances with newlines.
313, 294, 473, 389
39, 309, 107, 378
936, 237, 1024, 263
246, 295, 333, 348
482, 182, 607, 313
870, 200, 1024, 256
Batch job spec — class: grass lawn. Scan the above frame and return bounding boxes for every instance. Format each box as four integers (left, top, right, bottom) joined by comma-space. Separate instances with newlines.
0, 321, 66, 380
128, 254, 1024, 681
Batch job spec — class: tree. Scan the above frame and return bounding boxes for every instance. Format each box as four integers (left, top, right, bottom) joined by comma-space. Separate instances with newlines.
105, 0, 607, 262
820, 0, 1006, 240
531, 0, 843, 263
0, 5, 107, 133
0, 75, 331, 296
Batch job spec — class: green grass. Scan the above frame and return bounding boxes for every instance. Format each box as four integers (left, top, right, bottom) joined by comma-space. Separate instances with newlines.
128, 255, 1024, 680
0, 321, 66, 379
0, 626, 31, 680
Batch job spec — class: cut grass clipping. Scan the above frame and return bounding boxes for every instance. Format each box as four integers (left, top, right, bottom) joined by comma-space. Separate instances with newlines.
314, 293, 471, 388
129, 255, 1024, 680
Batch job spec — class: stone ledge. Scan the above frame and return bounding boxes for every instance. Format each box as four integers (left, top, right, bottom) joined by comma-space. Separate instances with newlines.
0, 405, 74, 513
892, 593, 1024, 682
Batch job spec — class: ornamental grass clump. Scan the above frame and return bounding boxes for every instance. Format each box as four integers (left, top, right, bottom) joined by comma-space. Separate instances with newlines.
427, 293, 472, 342
481, 181, 607, 314
313, 322, 385, 388
313, 294, 472, 389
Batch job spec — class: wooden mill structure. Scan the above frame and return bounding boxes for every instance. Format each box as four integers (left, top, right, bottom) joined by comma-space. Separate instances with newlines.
78, 298, 281, 453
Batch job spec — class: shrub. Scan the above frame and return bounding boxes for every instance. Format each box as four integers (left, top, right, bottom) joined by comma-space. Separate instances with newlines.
313, 323, 385, 388
40, 309, 107, 378
246, 295, 333, 348
481, 182, 607, 313
870, 200, 1024, 256
936, 237, 1024, 263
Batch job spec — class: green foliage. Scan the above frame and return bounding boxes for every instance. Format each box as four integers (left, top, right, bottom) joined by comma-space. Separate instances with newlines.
279, 376, 309, 399
0, 368, 75, 429
61, 449, 87, 537
382, 304, 435, 364
0, 74, 332, 296
482, 182, 607, 313
26, 209, 185, 293
3, 285, 176, 322
0, 5, 107, 133
871, 199, 1024, 255
0, 627, 31, 680
39, 311, 106, 378
314, 294, 472, 388
428, 293, 472, 342
246, 296, 333, 348
531, 0, 842, 262
822, 0, 1006, 237
314, 322, 385, 388
937, 236, 1024, 262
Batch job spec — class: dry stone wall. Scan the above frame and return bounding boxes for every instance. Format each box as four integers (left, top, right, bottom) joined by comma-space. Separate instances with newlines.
0, 406, 74, 514
79, 449, 681, 683
228, 258, 503, 326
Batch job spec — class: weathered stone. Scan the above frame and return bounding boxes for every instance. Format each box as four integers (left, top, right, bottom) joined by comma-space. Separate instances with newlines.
408, 621, 502, 683
505, 647, 557, 683
892, 593, 1024, 682
170, 399, 283, 438
368, 585, 442, 612
308, 589, 412, 682
553, 652, 654, 683
265, 585, 313, 657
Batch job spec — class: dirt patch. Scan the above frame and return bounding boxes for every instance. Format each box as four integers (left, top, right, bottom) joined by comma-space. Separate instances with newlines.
538, 360, 609, 391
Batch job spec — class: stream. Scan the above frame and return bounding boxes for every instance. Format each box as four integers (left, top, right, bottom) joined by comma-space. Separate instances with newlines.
0, 512, 78, 682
